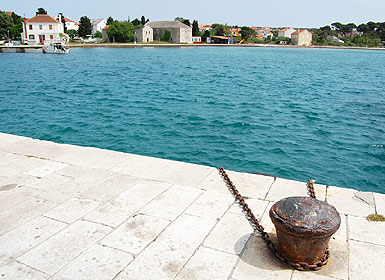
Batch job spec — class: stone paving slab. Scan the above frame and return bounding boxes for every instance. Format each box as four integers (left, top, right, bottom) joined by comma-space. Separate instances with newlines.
0, 185, 41, 212
0, 133, 384, 280
116, 214, 216, 280
175, 247, 238, 280
348, 240, 385, 280
232, 235, 293, 280
374, 192, 385, 215
17, 220, 112, 275
0, 261, 50, 279
84, 180, 171, 227
110, 154, 214, 187
266, 177, 326, 201
326, 186, 375, 217
0, 198, 57, 235
100, 214, 170, 255
348, 215, 385, 246
139, 185, 203, 221
203, 212, 252, 255
0, 133, 29, 149
0, 216, 67, 266
51, 244, 133, 280
43, 198, 100, 224
184, 190, 233, 220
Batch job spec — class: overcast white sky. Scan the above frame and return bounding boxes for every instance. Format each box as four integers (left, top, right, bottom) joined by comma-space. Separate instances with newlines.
2, 0, 385, 27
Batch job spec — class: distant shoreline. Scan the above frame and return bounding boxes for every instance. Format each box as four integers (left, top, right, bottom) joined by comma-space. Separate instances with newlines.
69, 43, 385, 51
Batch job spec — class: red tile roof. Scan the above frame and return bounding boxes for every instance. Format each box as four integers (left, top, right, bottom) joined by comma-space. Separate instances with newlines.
102, 25, 110, 31
26, 14, 60, 23
292, 29, 301, 35
5, 11, 13, 16
64, 17, 74, 23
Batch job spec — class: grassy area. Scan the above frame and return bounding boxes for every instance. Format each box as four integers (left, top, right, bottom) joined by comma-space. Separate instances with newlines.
367, 214, 385, 222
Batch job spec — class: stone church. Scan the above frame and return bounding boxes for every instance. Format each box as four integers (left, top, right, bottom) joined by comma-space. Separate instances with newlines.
134, 21, 192, 44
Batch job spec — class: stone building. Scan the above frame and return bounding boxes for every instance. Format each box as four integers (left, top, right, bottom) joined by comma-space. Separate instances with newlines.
134, 21, 192, 43
135, 25, 153, 42
291, 29, 313, 46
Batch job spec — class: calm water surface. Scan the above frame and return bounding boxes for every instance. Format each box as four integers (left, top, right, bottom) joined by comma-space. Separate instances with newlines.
1, 47, 384, 193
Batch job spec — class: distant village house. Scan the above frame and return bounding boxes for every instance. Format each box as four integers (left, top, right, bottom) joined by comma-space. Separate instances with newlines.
91, 19, 107, 34
327, 35, 344, 43
63, 17, 79, 31
291, 29, 312, 46
21, 14, 65, 45
278, 28, 296, 38
199, 24, 212, 32
134, 21, 192, 43
192, 36, 202, 43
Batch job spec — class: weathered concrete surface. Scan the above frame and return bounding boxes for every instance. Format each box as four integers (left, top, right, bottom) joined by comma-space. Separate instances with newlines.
0, 132, 384, 279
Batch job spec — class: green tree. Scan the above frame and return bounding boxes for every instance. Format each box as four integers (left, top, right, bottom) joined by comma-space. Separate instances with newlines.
107, 16, 114, 25
131, 18, 141, 26
202, 30, 210, 42
345, 23, 357, 36
94, 30, 102, 38
240, 26, 255, 40
352, 34, 381, 47
211, 23, 230, 36
78, 16, 92, 37
36, 8, 47, 15
367, 21, 377, 33
175, 17, 190, 26
376, 22, 385, 41
0, 11, 13, 39
140, 16, 149, 25
275, 36, 290, 44
161, 30, 171, 41
331, 22, 342, 34
192, 20, 200, 36
357, 23, 369, 34
66, 29, 78, 39
106, 20, 135, 42
10, 12, 23, 39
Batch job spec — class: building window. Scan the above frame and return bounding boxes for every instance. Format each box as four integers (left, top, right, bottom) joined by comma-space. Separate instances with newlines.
50, 35, 53, 39
29, 35, 35, 40
29, 25, 33, 30
49, 25, 53, 30
39, 25, 43, 30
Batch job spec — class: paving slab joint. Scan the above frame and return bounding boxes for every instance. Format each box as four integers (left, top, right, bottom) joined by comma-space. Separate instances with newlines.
263, 176, 277, 200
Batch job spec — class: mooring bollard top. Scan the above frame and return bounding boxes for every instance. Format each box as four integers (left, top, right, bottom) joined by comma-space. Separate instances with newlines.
269, 196, 341, 237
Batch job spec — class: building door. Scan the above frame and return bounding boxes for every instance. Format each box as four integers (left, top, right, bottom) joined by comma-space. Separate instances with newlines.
39, 35, 45, 44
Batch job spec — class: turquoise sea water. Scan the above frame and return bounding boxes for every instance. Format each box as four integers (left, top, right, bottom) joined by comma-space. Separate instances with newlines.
0, 47, 384, 193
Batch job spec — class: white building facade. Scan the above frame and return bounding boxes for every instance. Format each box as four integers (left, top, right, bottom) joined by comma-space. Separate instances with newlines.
258, 29, 273, 38
21, 14, 65, 45
91, 19, 107, 34
278, 28, 296, 38
64, 17, 79, 31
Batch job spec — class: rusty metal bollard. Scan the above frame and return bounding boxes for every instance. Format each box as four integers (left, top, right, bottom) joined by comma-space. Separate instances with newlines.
270, 196, 341, 265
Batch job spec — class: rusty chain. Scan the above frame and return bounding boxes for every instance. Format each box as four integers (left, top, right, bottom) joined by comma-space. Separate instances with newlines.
307, 179, 316, 199
218, 167, 329, 271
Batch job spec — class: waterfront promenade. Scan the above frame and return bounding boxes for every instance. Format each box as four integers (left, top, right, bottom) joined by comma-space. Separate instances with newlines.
0, 132, 384, 279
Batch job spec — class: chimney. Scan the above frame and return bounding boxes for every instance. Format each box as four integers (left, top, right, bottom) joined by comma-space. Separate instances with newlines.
24, 16, 27, 40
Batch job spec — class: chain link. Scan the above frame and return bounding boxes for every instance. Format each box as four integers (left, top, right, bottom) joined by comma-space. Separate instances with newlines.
218, 167, 329, 271
307, 179, 316, 199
